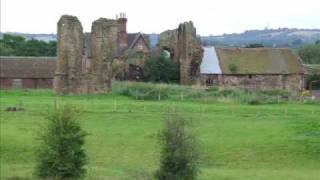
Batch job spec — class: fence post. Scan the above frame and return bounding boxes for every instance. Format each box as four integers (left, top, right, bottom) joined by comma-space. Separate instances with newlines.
158, 90, 161, 101
135, 89, 138, 100
128, 103, 132, 113
113, 99, 117, 112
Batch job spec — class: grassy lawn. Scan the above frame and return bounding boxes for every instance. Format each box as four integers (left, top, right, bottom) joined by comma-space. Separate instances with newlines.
0, 89, 319, 179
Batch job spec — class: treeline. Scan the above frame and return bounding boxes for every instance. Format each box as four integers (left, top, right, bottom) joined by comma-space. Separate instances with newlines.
298, 40, 320, 64
0, 34, 56, 56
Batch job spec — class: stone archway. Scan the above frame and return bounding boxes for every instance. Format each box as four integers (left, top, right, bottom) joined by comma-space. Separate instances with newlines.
156, 22, 203, 85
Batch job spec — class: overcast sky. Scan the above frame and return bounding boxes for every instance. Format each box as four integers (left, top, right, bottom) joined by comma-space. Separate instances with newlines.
1, 0, 319, 36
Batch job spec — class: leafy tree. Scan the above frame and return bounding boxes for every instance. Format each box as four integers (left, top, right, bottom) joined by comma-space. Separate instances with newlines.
35, 105, 87, 180
0, 34, 57, 56
155, 114, 199, 180
299, 43, 320, 64
245, 43, 264, 48
143, 53, 180, 83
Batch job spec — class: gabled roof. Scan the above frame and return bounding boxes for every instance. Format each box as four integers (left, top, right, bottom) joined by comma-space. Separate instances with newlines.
127, 32, 150, 50
201, 47, 304, 75
0, 56, 56, 78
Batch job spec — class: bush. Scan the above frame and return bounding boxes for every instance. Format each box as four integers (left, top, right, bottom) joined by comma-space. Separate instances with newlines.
35, 105, 87, 180
155, 114, 199, 180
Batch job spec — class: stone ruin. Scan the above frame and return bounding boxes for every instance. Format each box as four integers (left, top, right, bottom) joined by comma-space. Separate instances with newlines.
157, 22, 203, 85
53, 15, 118, 94
54, 15, 203, 94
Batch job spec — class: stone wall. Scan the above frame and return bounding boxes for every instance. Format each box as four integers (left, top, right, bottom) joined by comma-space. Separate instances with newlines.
201, 74, 304, 92
88, 18, 118, 93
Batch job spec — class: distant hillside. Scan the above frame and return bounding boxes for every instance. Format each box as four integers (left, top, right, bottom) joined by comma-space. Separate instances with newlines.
0, 32, 56, 42
2, 28, 320, 48
201, 28, 320, 48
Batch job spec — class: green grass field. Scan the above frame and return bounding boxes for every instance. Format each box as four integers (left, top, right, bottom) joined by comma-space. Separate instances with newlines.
1, 87, 319, 180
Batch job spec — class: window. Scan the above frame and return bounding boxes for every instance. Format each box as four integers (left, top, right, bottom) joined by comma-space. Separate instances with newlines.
12, 79, 22, 88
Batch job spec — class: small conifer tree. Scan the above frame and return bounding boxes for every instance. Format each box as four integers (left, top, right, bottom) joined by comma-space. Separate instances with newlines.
35, 105, 87, 180
155, 114, 199, 180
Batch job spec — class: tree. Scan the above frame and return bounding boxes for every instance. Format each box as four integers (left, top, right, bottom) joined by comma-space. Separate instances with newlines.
299, 43, 320, 64
0, 34, 57, 56
143, 53, 180, 83
245, 43, 264, 48
155, 114, 199, 180
35, 105, 87, 180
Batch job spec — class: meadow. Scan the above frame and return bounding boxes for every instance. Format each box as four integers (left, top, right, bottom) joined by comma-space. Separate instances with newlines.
1, 82, 320, 180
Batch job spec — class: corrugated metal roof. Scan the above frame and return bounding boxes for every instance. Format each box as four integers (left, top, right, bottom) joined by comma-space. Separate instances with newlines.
200, 47, 222, 74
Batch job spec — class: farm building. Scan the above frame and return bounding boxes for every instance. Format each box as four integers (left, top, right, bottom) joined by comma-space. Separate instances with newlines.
200, 47, 305, 91
0, 56, 56, 89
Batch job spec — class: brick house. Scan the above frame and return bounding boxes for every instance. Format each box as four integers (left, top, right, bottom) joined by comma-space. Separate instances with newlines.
0, 56, 56, 89
83, 14, 150, 81
200, 47, 305, 91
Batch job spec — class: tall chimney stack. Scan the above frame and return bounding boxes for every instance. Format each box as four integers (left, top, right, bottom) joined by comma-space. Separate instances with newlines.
117, 12, 128, 49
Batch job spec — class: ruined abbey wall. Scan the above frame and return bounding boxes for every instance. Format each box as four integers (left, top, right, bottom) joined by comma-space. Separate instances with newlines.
53, 15, 118, 94
54, 15, 84, 94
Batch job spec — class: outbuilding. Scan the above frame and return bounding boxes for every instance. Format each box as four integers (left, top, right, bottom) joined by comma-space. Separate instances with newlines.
200, 47, 305, 91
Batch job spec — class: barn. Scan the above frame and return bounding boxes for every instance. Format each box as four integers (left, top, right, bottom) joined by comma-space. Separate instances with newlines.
200, 47, 305, 91
0, 56, 56, 89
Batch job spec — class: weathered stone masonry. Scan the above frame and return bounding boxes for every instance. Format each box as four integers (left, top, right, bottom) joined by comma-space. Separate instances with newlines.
54, 15, 84, 94
53, 15, 118, 94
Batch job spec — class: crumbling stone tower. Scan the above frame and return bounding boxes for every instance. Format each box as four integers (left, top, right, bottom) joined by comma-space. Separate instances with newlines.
54, 15, 84, 94
53, 15, 118, 94
89, 18, 118, 93
177, 22, 203, 85
157, 22, 203, 85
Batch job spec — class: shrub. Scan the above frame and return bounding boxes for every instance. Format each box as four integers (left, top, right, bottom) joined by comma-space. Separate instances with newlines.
155, 114, 199, 180
35, 105, 87, 180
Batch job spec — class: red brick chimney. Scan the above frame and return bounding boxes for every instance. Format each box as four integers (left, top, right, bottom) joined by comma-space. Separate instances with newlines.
117, 13, 128, 49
